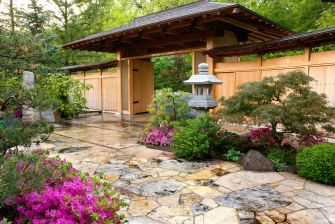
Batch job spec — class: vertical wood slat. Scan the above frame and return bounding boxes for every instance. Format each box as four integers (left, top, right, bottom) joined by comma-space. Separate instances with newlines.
213, 50, 335, 106
71, 71, 119, 112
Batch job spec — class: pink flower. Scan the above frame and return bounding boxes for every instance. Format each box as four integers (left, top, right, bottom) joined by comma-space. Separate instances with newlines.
139, 126, 175, 146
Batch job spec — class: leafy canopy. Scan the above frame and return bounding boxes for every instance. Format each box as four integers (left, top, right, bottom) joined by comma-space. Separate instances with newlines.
218, 71, 335, 138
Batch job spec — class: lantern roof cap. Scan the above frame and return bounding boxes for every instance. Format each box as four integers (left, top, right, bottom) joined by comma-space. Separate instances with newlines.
184, 63, 222, 84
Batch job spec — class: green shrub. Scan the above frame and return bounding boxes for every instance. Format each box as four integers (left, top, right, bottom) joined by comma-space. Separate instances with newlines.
224, 149, 245, 162
39, 73, 91, 118
216, 131, 241, 154
0, 151, 73, 207
296, 143, 335, 185
148, 88, 190, 126
267, 149, 295, 171
0, 114, 54, 156
172, 114, 219, 160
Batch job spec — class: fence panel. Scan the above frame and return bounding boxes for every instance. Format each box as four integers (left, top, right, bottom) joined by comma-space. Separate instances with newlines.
71, 71, 120, 112
214, 50, 335, 106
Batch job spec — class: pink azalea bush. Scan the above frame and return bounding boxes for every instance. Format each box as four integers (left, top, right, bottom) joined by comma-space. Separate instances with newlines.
300, 135, 325, 147
139, 125, 175, 146
0, 151, 126, 223
14, 175, 126, 224
247, 127, 278, 146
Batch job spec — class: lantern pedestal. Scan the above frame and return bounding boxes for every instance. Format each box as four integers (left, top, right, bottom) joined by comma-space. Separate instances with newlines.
184, 63, 222, 117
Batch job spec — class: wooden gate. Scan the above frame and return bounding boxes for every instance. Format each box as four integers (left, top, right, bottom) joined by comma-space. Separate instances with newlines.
132, 59, 154, 114
72, 71, 120, 112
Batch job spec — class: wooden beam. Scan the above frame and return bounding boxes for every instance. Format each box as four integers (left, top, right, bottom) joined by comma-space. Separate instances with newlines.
122, 47, 206, 60
218, 17, 282, 40
117, 32, 210, 51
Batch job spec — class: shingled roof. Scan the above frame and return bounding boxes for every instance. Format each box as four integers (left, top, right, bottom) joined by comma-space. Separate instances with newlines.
204, 27, 335, 57
70, 0, 234, 45
63, 0, 293, 53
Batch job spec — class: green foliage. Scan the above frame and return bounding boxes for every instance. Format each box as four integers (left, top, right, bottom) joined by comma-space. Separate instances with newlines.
153, 55, 192, 92
267, 149, 295, 172
215, 131, 241, 154
218, 0, 333, 33
148, 88, 190, 126
296, 143, 335, 185
218, 71, 335, 140
224, 149, 244, 162
20, 0, 50, 35
0, 114, 54, 156
0, 31, 55, 72
173, 114, 220, 160
0, 151, 72, 207
39, 73, 91, 118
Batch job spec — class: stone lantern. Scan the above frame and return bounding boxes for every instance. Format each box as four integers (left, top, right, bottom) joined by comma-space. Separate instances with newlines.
184, 63, 222, 117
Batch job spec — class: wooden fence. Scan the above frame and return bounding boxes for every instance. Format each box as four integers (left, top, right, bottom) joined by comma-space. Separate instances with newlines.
72, 71, 121, 112
214, 49, 335, 106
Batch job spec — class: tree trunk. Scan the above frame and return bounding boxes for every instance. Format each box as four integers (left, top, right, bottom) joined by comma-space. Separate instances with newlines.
9, 0, 15, 32
270, 121, 281, 143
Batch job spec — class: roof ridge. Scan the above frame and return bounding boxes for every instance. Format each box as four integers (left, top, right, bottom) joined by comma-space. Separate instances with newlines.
133, 0, 215, 22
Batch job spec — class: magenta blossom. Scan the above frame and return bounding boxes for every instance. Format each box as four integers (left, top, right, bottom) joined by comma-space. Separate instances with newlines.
139, 125, 175, 146
247, 126, 278, 146
15, 176, 125, 224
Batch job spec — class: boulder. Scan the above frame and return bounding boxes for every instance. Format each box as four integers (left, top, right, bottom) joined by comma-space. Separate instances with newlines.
239, 150, 275, 172
41, 109, 61, 123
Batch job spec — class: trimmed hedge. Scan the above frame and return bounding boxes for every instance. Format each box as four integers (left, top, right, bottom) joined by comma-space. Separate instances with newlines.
296, 143, 335, 185
173, 114, 219, 160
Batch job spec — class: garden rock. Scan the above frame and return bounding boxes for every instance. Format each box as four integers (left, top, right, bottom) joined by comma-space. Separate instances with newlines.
239, 150, 275, 172
127, 179, 186, 197
215, 185, 292, 211
41, 109, 61, 123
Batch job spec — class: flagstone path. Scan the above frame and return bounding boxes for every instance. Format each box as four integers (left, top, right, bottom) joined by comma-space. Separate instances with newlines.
40, 113, 335, 224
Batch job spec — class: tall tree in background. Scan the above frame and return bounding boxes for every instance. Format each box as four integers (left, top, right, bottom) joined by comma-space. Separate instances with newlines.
0, 0, 19, 31
21, 0, 49, 35
218, 0, 333, 33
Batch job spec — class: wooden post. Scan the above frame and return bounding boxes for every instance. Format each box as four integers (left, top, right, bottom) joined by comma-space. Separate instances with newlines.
116, 51, 123, 113
304, 47, 311, 75
192, 51, 196, 74
257, 55, 263, 81
127, 59, 134, 117
100, 69, 103, 112
304, 47, 311, 62
206, 36, 215, 75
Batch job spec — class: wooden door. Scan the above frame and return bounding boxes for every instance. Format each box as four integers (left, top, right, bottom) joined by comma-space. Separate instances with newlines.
133, 60, 154, 114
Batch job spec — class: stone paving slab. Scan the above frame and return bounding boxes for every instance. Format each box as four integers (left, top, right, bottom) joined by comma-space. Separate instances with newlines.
41, 114, 335, 224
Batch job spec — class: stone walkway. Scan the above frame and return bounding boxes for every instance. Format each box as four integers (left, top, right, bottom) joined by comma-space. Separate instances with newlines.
42, 113, 335, 224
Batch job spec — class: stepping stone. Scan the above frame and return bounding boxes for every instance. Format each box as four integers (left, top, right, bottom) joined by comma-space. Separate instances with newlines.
159, 159, 209, 172
126, 216, 163, 224
128, 199, 159, 216
127, 179, 186, 197
320, 206, 335, 224
95, 164, 143, 180
286, 209, 330, 224
215, 185, 291, 211
202, 207, 239, 224
215, 171, 285, 191
294, 190, 335, 206
147, 205, 190, 224
305, 180, 335, 197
